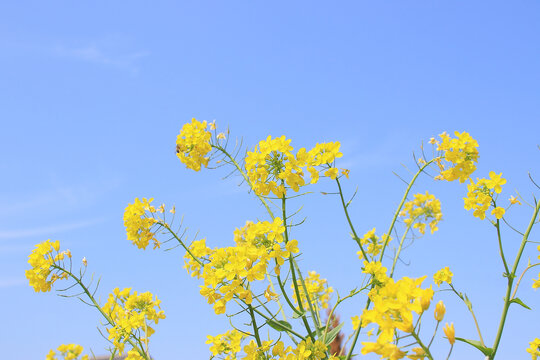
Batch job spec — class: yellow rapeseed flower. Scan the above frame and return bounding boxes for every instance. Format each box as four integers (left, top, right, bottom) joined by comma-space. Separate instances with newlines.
399, 192, 443, 235
46, 344, 89, 360
176, 118, 212, 171
101, 288, 165, 355
464, 172, 506, 220
437, 131, 479, 183
292, 270, 334, 310
25, 240, 68, 292
123, 197, 158, 250
527, 338, 540, 360
433, 267, 453, 286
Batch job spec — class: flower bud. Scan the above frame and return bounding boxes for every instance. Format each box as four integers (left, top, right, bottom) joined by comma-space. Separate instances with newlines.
434, 300, 446, 321
443, 322, 455, 345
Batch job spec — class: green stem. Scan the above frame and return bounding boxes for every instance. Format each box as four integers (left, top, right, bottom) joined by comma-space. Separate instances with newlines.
411, 331, 434, 360
445, 344, 454, 360
108, 348, 117, 360
248, 305, 263, 347
495, 218, 510, 276
490, 200, 540, 359
379, 159, 435, 261
266, 272, 288, 321
345, 296, 372, 360
276, 272, 304, 317
511, 262, 540, 300
281, 195, 320, 341
293, 259, 323, 330
248, 302, 306, 340
213, 144, 275, 219
427, 321, 440, 349
449, 284, 485, 346
159, 222, 203, 266
389, 222, 413, 278
335, 177, 368, 259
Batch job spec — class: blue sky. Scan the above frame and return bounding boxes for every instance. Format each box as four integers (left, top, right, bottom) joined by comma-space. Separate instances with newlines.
1, 1, 540, 359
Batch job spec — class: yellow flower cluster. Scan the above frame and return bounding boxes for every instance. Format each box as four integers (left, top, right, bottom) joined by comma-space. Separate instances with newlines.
433, 267, 453, 286
25, 240, 69, 292
126, 349, 144, 360
357, 229, 391, 260
45, 344, 88, 360
361, 272, 434, 360
206, 329, 244, 360
245, 136, 343, 197
363, 261, 389, 286
176, 118, 212, 171
101, 288, 165, 355
243, 338, 330, 360
291, 270, 334, 310
437, 131, 479, 183
124, 198, 159, 249
528, 338, 540, 360
464, 171, 507, 220
399, 192, 442, 235
187, 218, 299, 314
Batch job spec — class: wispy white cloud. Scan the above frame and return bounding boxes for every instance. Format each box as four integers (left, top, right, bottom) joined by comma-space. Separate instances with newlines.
0, 277, 26, 289
0, 178, 121, 217
0, 218, 104, 241
1, 36, 148, 74
54, 43, 148, 74
55, 44, 148, 73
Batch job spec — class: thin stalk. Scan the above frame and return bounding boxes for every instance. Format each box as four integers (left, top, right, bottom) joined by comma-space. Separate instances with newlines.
379, 159, 435, 261
159, 222, 203, 266
495, 218, 510, 275
248, 305, 263, 347
345, 296, 372, 360
449, 284, 485, 346
266, 272, 288, 321
108, 348, 117, 360
276, 272, 304, 317
427, 321, 440, 349
390, 222, 413, 278
281, 193, 320, 341
293, 259, 323, 329
411, 331, 434, 360
213, 144, 275, 218
445, 344, 454, 360
490, 200, 540, 359
511, 262, 540, 300
336, 177, 368, 259
249, 303, 306, 340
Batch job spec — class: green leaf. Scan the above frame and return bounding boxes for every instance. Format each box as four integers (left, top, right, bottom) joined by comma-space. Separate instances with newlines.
267, 319, 293, 332
455, 337, 493, 356
292, 310, 306, 319
322, 322, 345, 345
510, 297, 531, 310
307, 326, 327, 339
463, 294, 473, 311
